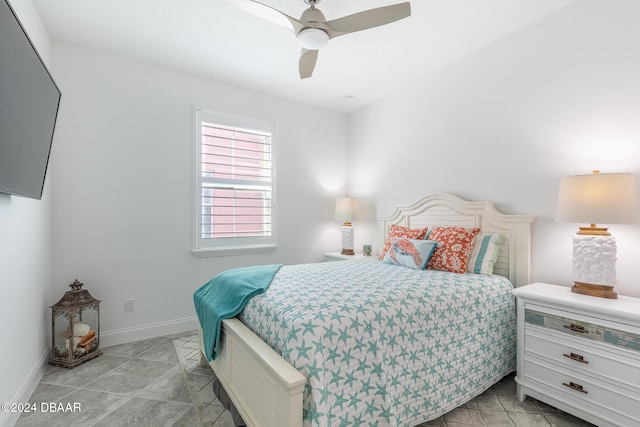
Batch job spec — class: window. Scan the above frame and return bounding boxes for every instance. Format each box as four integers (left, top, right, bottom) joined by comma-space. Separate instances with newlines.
193, 109, 276, 256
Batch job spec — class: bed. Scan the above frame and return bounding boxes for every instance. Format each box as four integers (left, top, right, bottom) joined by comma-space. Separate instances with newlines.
197, 193, 534, 427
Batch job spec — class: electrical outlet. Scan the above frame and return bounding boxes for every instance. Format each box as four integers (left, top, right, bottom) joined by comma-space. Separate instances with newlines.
124, 299, 135, 312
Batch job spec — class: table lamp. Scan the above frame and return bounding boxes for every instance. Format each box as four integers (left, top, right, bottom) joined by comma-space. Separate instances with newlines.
335, 196, 356, 255
555, 171, 638, 298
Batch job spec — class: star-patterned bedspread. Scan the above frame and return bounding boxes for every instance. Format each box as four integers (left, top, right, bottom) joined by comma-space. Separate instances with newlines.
238, 258, 517, 426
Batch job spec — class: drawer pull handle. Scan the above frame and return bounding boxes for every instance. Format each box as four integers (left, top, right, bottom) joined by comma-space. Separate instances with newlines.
563, 381, 588, 394
564, 324, 588, 334
563, 352, 588, 364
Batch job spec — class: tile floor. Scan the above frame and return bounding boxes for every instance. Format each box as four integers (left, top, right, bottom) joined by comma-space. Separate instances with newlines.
15, 332, 233, 427
15, 332, 595, 427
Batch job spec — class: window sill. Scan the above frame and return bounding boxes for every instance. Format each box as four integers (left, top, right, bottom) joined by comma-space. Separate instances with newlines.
191, 244, 277, 258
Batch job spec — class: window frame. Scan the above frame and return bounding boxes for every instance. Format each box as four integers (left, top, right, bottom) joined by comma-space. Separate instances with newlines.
192, 108, 277, 257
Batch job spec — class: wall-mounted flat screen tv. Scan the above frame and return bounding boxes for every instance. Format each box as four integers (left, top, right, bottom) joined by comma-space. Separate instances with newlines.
0, 0, 61, 200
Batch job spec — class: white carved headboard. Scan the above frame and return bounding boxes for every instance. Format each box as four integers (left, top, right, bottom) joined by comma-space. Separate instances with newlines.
378, 193, 534, 287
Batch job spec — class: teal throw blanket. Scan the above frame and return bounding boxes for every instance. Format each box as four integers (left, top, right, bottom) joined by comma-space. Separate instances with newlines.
194, 264, 282, 361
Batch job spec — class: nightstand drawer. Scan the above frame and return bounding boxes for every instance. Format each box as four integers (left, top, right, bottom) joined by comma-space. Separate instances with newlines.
525, 308, 640, 353
525, 325, 640, 394
525, 358, 640, 426
525, 309, 604, 338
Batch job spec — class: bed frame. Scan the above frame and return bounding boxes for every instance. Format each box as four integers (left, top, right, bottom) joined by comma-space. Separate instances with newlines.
198, 193, 534, 427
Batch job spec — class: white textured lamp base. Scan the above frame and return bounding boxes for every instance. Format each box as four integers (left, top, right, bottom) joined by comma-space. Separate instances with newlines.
571, 234, 618, 299
341, 224, 354, 255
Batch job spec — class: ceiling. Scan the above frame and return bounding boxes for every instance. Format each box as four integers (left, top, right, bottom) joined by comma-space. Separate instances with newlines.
32, 0, 575, 113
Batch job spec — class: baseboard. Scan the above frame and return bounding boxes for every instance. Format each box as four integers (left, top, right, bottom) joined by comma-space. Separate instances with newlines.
99, 316, 199, 348
0, 346, 49, 427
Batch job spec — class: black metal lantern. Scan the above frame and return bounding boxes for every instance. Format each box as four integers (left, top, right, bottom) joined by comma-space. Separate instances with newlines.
50, 279, 102, 368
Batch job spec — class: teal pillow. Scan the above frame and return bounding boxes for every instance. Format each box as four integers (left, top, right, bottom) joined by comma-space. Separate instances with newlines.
383, 239, 439, 270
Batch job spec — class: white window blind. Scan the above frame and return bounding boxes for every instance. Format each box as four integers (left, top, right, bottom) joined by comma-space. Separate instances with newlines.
193, 109, 276, 255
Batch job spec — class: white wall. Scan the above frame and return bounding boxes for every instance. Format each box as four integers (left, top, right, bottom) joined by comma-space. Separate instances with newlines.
0, 0, 53, 424
348, 0, 640, 297
50, 42, 348, 345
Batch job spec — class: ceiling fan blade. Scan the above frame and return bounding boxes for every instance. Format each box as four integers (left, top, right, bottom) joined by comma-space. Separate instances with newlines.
299, 48, 318, 79
226, 0, 304, 33
326, 2, 411, 38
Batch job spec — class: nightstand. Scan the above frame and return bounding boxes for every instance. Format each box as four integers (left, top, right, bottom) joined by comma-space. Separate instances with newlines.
513, 283, 640, 426
323, 252, 368, 261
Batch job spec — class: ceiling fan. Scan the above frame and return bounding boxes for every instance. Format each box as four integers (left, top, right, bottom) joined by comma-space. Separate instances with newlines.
228, 0, 411, 79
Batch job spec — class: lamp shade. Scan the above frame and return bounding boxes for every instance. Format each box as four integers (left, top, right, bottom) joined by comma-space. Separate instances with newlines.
556, 172, 638, 225
334, 197, 356, 222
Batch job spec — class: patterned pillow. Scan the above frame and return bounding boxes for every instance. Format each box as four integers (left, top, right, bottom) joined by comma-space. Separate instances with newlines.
467, 234, 506, 275
426, 226, 481, 274
378, 224, 428, 260
383, 239, 439, 270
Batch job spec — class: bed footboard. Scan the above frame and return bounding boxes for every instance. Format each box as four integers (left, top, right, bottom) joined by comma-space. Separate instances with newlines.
198, 318, 306, 427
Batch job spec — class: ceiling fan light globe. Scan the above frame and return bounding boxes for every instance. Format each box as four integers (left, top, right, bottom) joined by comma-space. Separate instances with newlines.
297, 28, 329, 50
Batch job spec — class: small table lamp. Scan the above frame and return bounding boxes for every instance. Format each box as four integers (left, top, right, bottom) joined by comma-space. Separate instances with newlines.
555, 171, 638, 298
335, 196, 356, 255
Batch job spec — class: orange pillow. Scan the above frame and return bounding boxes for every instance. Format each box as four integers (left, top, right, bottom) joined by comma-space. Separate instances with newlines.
426, 226, 481, 274
379, 224, 428, 260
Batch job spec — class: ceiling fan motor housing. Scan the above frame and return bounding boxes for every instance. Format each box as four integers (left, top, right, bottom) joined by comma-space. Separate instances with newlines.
299, 5, 327, 27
